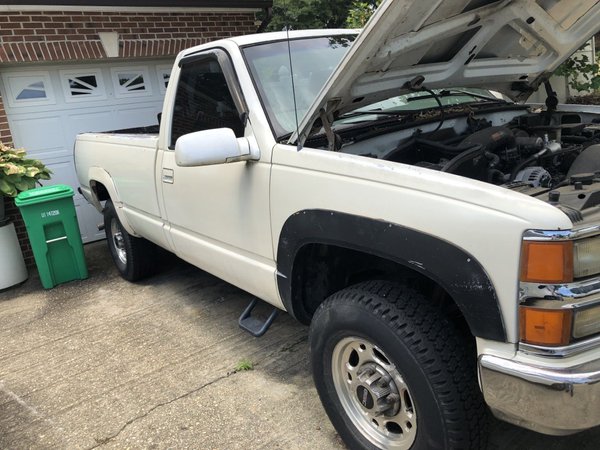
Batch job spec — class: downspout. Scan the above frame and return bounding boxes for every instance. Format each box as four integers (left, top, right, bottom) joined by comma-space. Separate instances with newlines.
256, 7, 273, 33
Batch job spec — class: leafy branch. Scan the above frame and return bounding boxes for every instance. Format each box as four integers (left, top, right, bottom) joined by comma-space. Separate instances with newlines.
346, 0, 381, 28
0, 143, 52, 197
555, 53, 600, 93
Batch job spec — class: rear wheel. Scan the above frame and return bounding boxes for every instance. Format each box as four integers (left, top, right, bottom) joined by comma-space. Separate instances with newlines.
103, 200, 156, 281
309, 280, 487, 449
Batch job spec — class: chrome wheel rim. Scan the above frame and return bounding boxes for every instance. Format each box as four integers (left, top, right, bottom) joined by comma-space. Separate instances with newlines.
110, 218, 127, 265
332, 337, 417, 449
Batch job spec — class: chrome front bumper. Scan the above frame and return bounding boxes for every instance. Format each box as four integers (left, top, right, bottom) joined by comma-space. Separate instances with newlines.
479, 354, 600, 435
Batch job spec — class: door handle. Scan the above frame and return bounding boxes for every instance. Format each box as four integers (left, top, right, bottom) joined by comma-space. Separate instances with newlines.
162, 168, 174, 184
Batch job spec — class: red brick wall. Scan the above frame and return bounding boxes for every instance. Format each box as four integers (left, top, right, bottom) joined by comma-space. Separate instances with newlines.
0, 10, 258, 62
0, 9, 258, 266
0, 95, 11, 145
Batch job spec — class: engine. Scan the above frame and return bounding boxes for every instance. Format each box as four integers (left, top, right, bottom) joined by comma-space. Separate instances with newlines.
382, 112, 600, 190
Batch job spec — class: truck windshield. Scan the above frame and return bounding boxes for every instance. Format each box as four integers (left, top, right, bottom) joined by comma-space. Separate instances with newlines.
242, 35, 355, 139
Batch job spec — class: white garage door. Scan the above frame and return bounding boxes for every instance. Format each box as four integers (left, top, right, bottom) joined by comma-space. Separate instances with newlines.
0, 60, 173, 243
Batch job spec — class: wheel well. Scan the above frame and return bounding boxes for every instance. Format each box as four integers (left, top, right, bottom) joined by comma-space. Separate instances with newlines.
90, 181, 110, 202
291, 243, 471, 334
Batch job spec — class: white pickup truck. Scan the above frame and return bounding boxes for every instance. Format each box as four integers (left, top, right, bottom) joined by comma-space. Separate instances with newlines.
75, 1, 600, 448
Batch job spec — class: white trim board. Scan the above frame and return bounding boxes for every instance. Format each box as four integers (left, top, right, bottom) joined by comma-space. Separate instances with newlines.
0, 6, 262, 12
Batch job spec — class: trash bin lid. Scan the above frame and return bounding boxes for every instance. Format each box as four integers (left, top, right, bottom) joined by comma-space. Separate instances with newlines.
15, 184, 74, 207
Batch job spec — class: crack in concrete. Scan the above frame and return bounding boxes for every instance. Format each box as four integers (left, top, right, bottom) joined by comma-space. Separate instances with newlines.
279, 335, 307, 353
87, 371, 237, 449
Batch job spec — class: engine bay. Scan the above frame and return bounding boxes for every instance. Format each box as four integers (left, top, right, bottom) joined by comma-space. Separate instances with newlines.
332, 105, 600, 224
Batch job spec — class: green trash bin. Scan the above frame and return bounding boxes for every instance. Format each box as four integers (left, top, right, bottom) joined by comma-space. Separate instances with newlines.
15, 185, 88, 289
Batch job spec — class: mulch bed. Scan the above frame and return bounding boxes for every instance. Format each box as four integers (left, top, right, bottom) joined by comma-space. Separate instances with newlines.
566, 93, 600, 104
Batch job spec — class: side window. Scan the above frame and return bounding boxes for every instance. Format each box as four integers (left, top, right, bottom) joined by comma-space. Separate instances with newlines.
171, 55, 244, 147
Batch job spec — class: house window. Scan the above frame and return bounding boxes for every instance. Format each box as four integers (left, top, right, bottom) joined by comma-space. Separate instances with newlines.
2, 72, 55, 107
111, 67, 152, 98
60, 70, 106, 103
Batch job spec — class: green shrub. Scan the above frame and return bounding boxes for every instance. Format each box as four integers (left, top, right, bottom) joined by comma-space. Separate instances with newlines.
0, 143, 52, 197
555, 53, 600, 93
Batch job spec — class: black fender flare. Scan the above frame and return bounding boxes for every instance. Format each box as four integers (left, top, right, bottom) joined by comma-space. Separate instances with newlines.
276, 209, 506, 342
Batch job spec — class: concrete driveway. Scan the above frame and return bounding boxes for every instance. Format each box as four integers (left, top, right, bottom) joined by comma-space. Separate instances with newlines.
1, 242, 599, 449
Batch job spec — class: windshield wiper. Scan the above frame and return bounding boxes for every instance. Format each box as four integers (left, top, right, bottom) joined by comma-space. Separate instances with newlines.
441, 89, 508, 103
338, 109, 405, 120
407, 89, 507, 104
339, 90, 507, 121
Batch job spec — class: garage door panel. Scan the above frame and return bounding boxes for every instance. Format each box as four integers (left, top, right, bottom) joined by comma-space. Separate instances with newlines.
113, 103, 163, 129
1, 59, 172, 244
9, 116, 68, 159
41, 160, 81, 191
66, 110, 119, 136
74, 199, 105, 243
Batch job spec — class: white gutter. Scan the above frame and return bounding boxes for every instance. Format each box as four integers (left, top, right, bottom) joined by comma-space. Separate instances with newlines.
0, 5, 262, 12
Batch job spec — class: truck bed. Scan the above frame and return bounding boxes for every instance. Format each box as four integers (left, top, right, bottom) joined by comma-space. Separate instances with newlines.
75, 126, 160, 220
102, 125, 160, 135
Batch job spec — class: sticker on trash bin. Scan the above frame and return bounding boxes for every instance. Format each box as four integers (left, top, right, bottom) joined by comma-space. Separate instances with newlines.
41, 210, 60, 218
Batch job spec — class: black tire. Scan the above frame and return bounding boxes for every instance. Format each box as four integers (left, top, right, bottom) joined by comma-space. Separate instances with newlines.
310, 280, 487, 450
103, 200, 156, 281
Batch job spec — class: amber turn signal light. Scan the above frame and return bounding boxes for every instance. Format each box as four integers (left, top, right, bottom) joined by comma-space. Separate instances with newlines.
519, 306, 572, 346
520, 241, 574, 284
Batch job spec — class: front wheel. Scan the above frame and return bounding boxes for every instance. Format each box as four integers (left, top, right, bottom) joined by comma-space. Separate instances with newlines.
103, 200, 156, 281
309, 281, 487, 449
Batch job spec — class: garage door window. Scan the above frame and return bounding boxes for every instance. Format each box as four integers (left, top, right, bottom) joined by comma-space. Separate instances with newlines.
17, 81, 46, 100
111, 67, 152, 98
60, 70, 106, 103
157, 66, 172, 93
2, 72, 55, 107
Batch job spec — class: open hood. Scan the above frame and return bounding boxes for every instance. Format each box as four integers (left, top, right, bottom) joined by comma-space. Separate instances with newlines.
290, 0, 600, 146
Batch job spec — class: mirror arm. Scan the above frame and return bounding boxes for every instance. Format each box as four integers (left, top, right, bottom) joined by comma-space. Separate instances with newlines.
225, 136, 260, 163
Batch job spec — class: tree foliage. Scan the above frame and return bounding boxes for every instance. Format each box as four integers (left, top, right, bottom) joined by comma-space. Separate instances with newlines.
346, 0, 382, 28
265, 0, 352, 31
555, 53, 600, 93
263, 0, 380, 31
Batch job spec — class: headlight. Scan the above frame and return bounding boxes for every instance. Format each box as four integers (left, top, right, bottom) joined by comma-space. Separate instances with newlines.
574, 236, 600, 278
573, 305, 600, 339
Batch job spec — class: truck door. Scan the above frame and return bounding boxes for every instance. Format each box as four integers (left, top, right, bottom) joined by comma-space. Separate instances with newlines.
157, 49, 278, 304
